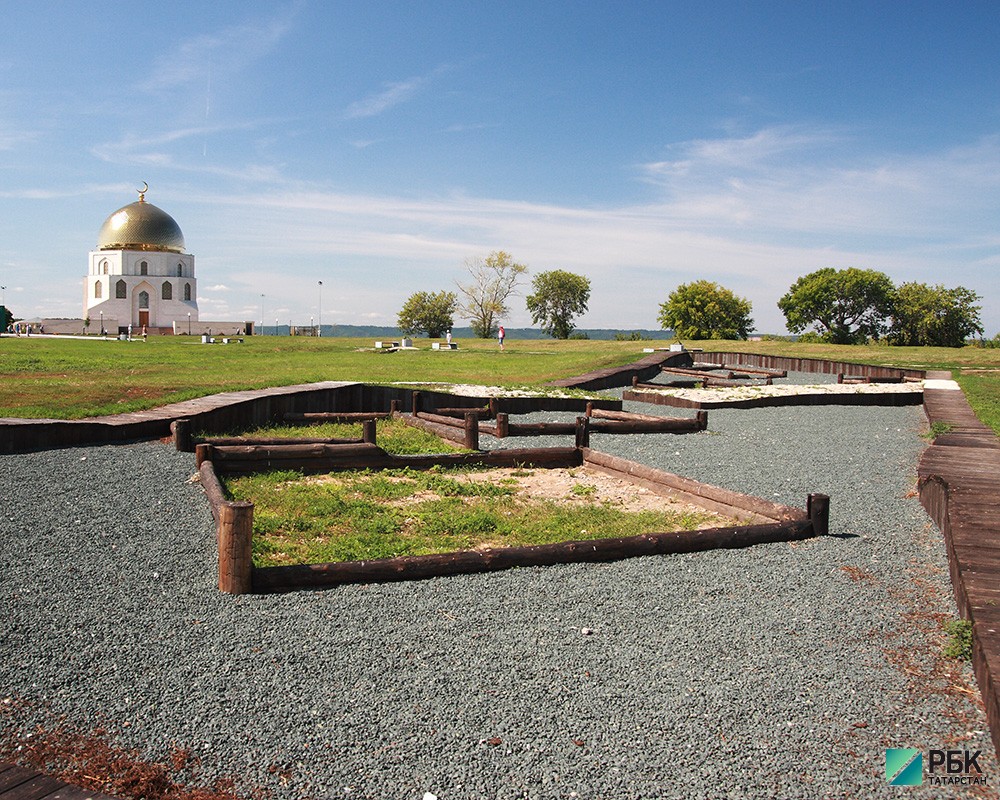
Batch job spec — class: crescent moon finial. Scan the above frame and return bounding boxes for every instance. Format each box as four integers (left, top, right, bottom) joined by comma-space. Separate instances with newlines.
137, 181, 148, 202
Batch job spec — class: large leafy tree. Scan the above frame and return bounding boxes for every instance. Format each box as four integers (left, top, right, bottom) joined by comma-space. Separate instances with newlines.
888, 282, 983, 347
396, 290, 457, 338
456, 251, 528, 338
525, 269, 591, 339
778, 267, 896, 344
657, 280, 753, 340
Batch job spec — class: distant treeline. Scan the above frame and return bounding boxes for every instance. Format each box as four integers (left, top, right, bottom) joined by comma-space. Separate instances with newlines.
269, 324, 673, 340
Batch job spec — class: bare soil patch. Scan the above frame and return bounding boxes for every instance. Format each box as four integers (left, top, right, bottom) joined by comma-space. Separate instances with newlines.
309, 465, 710, 515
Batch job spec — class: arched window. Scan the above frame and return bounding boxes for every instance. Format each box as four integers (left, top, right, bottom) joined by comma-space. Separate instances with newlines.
183, 283, 191, 301
116, 279, 127, 299
138, 291, 149, 309
162, 281, 172, 300
140, 261, 148, 276
95, 280, 102, 299
101, 260, 108, 275
177, 264, 183, 277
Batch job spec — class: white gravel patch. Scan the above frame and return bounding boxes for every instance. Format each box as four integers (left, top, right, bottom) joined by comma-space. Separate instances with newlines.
633, 381, 924, 404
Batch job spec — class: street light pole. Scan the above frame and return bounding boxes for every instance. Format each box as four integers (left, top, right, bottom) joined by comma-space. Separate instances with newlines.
187, 312, 191, 335
318, 280, 323, 337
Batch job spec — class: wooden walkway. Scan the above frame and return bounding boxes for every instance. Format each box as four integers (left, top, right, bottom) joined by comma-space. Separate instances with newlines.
0, 763, 121, 800
917, 371, 1000, 758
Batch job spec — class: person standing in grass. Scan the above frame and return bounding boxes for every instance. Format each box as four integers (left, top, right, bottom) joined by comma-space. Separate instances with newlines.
498, 324, 505, 351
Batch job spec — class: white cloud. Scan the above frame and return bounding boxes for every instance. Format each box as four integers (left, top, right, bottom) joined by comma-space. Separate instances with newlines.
345, 77, 427, 120
344, 64, 451, 120
140, 8, 297, 93
638, 127, 1000, 242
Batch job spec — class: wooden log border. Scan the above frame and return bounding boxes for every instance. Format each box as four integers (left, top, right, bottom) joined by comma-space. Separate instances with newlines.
551, 349, 925, 393
0, 383, 618, 454
199, 438, 828, 594
408, 406, 707, 442
252, 518, 819, 593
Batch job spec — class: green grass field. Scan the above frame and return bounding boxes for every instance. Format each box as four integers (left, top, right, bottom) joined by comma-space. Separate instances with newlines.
2, 334, 998, 432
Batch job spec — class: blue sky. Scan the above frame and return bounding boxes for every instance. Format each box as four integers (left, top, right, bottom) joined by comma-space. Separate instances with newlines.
2, 1, 999, 335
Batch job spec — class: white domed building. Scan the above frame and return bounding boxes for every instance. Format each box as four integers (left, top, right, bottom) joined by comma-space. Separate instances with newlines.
84, 188, 198, 333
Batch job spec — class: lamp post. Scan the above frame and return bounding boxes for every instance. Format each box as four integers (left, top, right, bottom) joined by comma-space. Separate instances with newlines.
100, 310, 104, 336
310, 315, 314, 337
187, 312, 191, 335
318, 280, 323, 337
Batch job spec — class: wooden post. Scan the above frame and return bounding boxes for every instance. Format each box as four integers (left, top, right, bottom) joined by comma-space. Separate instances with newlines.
390, 399, 401, 415
362, 419, 377, 444
837, 373, 844, 384
172, 418, 194, 452
696, 410, 708, 431
488, 397, 499, 418
632, 375, 639, 387
585, 402, 594, 418
495, 412, 509, 439
807, 493, 830, 536
575, 416, 590, 448
218, 501, 254, 594
411, 391, 422, 415
464, 412, 480, 451
195, 443, 212, 468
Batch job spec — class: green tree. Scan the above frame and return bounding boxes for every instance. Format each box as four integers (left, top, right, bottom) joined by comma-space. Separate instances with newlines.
525, 269, 591, 339
396, 290, 457, 338
657, 280, 753, 340
888, 282, 983, 347
778, 267, 896, 344
456, 250, 528, 338
0, 305, 11, 331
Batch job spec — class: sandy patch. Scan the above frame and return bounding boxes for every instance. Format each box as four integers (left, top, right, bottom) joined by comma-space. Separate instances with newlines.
310, 465, 713, 515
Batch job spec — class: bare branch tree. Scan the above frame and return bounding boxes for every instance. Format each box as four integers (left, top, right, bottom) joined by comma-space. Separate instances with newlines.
456, 250, 528, 338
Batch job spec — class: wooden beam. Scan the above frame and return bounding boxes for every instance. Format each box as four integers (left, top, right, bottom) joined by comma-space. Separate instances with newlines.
251, 518, 817, 593
581, 448, 807, 523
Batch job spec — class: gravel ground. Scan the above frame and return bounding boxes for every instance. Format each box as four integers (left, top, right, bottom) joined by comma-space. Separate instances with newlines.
1, 383, 997, 799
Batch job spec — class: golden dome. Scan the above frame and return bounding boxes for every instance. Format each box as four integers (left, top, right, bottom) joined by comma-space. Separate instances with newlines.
97, 194, 185, 253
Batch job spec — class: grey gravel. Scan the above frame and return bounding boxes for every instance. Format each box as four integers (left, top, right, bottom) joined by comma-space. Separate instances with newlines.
1, 382, 997, 800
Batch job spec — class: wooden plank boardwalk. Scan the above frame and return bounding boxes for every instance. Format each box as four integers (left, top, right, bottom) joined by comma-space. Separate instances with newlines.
0, 763, 121, 800
917, 371, 1000, 758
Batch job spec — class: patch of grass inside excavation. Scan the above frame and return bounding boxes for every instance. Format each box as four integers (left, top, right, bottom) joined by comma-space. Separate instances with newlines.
223, 466, 725, 566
